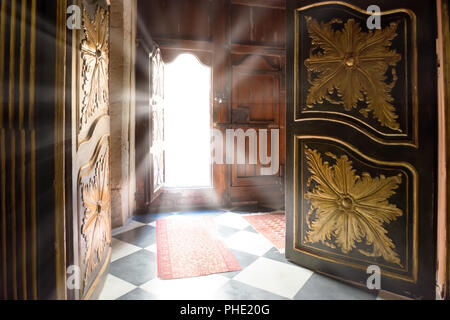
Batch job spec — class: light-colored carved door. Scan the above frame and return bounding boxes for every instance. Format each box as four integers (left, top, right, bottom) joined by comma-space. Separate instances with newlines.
135, 42, 166, 207
286, 0, 437, 299
148, 45, 165, 202
70, 0, 111, 300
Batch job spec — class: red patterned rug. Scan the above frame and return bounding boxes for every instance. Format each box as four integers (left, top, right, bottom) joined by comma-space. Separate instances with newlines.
243, 212, 286, 250
156, 216, 242, 280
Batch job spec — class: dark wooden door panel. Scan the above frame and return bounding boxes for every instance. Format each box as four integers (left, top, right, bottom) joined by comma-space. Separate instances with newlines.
230, 3, 286, 48
230, 54, 283, 192
286, 0, 437, 299
232, 55, 281, 125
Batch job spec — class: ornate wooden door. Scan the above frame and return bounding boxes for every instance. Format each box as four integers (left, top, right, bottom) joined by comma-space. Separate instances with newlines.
70, 0, 111, 300
148, 46, 166, 202
286, 0, 437, 299
135, 42, 165, 207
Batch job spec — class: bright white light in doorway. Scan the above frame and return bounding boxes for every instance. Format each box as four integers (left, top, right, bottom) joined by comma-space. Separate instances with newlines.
164, 53, 212, 188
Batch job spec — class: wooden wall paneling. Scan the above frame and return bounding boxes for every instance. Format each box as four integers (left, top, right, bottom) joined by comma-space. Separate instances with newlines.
140, 0, 212, 41
229, 53, 284, 206
212, 0, 231, 205
227, 1, 286, 207
231, 54, 281, 125
212, 0, 231, 126
231, 0, 286, 9
231, 3, 285, 48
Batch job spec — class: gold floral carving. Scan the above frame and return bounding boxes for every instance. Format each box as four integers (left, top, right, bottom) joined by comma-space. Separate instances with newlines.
79, 6, 109, 132
304, 146, 403, 266
304, 17, 402, 131
81, 148, 111, 287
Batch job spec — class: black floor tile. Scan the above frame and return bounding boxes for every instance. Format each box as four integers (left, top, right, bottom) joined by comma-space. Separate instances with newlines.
293, 273, 378, 300
231, 205, 276, 214
221, 249, 260, 279
263, 248, 289, 264
113, 225, 156, 248
109, 250, 157, 286
117, 288, 157, 300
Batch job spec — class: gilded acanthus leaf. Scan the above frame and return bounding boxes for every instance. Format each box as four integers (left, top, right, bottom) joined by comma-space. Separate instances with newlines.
304, 17, 402, 131
81, 151, 111, 287
80, 7, 109, 131
304, 146, 403, 266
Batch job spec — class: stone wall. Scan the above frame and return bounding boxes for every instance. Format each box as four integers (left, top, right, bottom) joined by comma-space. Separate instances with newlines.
109, 0, 137, 227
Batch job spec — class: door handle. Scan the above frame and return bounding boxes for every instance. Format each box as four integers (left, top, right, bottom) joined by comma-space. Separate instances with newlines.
214, 93, 228, 104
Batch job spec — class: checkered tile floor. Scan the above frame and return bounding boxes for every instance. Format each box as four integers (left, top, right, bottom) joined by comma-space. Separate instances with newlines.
98, 208, 395, 300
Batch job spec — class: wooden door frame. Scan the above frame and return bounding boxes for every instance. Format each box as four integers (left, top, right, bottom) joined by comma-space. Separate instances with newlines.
437, 0, 450, 300
135, 0, 230, 213
134, 39, 227, 213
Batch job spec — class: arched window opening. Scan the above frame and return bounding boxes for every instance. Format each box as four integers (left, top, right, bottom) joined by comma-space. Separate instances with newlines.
164, 53, 212, 188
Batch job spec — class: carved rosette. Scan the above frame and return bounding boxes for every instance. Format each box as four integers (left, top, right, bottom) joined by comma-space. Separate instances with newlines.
79, 6, 109, 141
304, 17, 402, 131
304, 146, 403, 266
80, 141, 111, 289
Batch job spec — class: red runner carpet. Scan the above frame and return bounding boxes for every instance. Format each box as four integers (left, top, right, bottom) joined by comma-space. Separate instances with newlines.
157, 216, 242, 280
243, 212, 286, 250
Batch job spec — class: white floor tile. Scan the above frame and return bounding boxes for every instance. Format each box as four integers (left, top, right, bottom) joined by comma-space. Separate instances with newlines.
140, 274, 230, 300
234, 257, 313, 299
224, 231, 273, 256
112, 220, 146, 237
144, 243, 157, 253
214, 213, 249, 230
98, 274, 137, 300
111, 238, 142, 262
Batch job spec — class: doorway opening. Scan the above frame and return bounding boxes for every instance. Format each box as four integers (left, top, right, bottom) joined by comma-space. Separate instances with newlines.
163, 53, 212, 189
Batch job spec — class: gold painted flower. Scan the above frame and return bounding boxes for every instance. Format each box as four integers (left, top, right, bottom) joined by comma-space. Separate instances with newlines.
304, 17, 402, 131
80, 7, 109, 130
304, 147, 403, 266
82, 156, 111, 285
